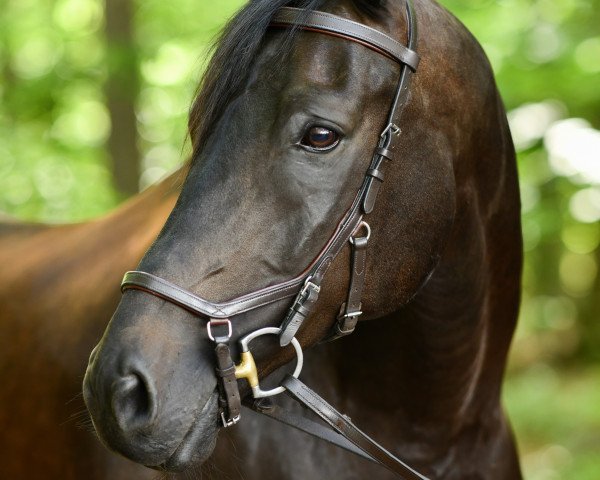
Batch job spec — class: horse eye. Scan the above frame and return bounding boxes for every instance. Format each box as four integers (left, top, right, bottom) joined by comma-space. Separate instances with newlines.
300, 126, 340, 151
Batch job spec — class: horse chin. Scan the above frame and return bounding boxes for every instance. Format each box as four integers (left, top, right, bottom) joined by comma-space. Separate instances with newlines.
156, 392, 220, 473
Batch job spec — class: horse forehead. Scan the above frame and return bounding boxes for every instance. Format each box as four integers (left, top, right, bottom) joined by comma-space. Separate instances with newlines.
289, 33, 362, 90
285, 36, 397, 100
293, 32, 353, 87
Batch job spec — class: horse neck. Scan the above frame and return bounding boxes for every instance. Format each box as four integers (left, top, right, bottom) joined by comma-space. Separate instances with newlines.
312, 110, 522, 468
0, 169, 183, 372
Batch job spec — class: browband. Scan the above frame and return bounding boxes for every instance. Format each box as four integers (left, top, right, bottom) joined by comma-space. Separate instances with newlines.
271, 7, 419, 70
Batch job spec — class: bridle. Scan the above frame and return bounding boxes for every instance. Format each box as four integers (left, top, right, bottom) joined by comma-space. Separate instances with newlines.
120, 2, 428, 479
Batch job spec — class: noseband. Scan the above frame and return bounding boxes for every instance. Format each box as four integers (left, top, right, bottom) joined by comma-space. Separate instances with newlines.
121, 2, 427, 479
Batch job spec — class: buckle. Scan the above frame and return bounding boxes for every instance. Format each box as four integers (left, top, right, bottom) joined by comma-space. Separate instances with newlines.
207, 318, 232, 342
338, 310, 362, 320
220, 411, 240, 428
299, 276, 321, 297
380, 123, 401, 139
349, 221, 371, 245
335, 315, 360, 336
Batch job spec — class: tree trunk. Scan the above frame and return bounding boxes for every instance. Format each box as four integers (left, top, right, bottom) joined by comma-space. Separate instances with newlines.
104, 0, 140, 196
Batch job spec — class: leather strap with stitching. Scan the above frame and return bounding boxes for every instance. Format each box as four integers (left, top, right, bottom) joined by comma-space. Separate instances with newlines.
282, 375, 429, 480
332, 234, 368, 340
243, 398, 373, 461
215, 343, 241, 424
122, 270, 305, 318
271, 7, 419, 70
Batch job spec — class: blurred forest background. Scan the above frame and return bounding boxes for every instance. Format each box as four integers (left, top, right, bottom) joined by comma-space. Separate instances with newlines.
0, 0, 598, 478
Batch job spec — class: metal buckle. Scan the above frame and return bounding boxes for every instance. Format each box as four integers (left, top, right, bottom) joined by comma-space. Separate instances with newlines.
339, 310, 363, 320
300, 276, 321, 297
220, 411, 241, 428
349, 221, 371, 245
235, 327, 303, 398
207, 318, 232, 342
380, 122, 401, 139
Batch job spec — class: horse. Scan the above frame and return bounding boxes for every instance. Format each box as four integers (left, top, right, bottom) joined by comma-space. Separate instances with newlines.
0, 175, 180, 479
83, 0, 524, 478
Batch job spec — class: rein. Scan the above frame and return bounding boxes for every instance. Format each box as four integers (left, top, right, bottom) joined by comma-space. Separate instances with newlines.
121, 2, 428, 478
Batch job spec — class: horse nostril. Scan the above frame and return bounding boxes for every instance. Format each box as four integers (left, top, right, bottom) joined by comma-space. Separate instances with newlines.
111, 371, 157, 433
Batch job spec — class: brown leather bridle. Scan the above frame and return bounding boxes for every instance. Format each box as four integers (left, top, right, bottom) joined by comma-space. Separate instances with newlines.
120, 2, 427, 479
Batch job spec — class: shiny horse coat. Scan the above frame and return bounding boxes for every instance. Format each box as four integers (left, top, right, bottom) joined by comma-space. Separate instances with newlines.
114, 3, 426, 478
0, 178, 179, 479
83, 0, 523, 478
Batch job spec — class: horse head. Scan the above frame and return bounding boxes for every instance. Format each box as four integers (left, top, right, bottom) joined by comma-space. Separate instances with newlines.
84, 0, 520, 476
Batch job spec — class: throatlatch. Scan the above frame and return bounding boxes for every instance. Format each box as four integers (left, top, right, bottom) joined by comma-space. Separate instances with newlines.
120, 1, 427, 479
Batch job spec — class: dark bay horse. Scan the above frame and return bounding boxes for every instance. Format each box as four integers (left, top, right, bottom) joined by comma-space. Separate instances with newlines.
0, 177, 180, 479
82, 0, 523, 478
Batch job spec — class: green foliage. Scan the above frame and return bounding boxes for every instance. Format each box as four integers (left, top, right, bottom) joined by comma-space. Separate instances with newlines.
1, 0, 116, 220
0, 0, 243, 221
0, 0, 598, 476
504, 365, 600, 479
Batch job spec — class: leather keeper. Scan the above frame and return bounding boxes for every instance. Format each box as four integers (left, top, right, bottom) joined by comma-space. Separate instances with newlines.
293, 303, 312, 317
280, 309, 306, 346
280, 280, 321, 346
375, 147, 394, 160
367, 168, 385, 182
216, 364, 236, 377
362, 177, 381, 214
335, 316, 359, 336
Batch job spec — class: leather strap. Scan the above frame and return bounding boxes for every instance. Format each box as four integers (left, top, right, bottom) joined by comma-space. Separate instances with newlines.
271, 7, 419, 70
328, 234, 368, 341
122, 270, 305, 319
282, 375, 429, 480
279, 278, 321, 346
243, 398, 372, 461
362, 0, 418, 214
215, 342, 241, 426
345, 236, 368, 319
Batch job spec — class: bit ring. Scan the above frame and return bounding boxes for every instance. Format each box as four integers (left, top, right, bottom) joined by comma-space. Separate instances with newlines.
235, 327, 303, 398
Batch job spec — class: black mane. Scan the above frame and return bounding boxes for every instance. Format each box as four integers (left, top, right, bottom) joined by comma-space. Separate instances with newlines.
188, 0, 389, 157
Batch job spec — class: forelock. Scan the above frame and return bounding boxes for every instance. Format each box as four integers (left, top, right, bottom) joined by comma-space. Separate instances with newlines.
187, 0, 390, 158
